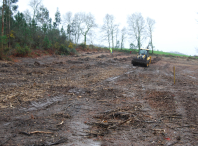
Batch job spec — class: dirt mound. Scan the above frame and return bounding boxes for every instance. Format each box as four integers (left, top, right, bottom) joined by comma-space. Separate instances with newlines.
151, 57, 161, 64
78, 57, 90, 61
96, 61, 108, 66
107, 59, 117, 63
34, 61, 40, 66
97, 55, 107, 58
67, 60, 83, 64
113, 57, 132, 62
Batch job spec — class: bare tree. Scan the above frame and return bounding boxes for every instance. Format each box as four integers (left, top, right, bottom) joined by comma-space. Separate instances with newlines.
147, 17, 155, 54
109, 15, 119, 49
87, 29, 96, 46
29, 0, 42, 20
115, 27, 119, 48
80, 12, 97, 45
101, 14, 118, 49
101, 14, 111, 49
72, 12, 83, 44
63, 11, 72, 41
120, 27, 127, 50
127, 12, 146, 50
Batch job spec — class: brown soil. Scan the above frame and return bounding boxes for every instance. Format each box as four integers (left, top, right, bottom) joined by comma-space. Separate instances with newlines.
0, 52, 198, 146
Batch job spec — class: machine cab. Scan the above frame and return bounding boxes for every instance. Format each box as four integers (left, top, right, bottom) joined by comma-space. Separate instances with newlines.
139, 48, 149, 58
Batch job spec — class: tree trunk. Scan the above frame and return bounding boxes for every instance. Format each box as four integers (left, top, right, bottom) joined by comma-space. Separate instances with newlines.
76, 33, 79, 44
77, 33, 79, 44
6, 0, 8, 40
8, 0, 10, 48
68, 25, 70, 41
151, 34, 153, 54
138, 36, 140, 50
121, 35, 123, 50
74, 34, 76, 44
0, 0, 5, 59
111, 30, 114, 49
1, 0, 5, 35
107, 31, 110, 49
115, 30, 118, 48
84, 34, 86, 45
76, 26, 80, 44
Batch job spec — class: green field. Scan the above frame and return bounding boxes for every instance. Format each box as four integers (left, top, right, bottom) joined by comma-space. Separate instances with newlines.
111, 48, 190, 57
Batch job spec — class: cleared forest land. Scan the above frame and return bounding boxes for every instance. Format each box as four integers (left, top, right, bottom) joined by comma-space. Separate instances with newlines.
0, 51, 198, 145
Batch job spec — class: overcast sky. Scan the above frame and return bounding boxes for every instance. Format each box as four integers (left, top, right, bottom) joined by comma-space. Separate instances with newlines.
17, 0, 198, 55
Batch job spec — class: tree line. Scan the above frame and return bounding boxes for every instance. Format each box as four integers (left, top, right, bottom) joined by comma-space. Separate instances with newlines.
0, 0, 155, 59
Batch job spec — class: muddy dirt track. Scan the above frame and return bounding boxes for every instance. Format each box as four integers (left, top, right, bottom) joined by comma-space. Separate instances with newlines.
0, 52, 198, 146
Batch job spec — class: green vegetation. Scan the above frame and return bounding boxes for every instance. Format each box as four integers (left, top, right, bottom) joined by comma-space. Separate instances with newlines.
109, 48, 190, 57
16, 44, 31, 56
151, 50, 189, 57
57, 45, 71, 55
0, 0, 77, 60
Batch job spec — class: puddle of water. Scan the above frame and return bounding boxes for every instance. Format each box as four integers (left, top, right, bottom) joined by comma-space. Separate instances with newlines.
69, 120, 101, 146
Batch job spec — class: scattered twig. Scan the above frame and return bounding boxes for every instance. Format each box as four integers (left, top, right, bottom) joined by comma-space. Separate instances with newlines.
108, 118, 132, 129
57, 121, 64, 126
30, 131, 53, 134
19, 131, 53, 136
153, 129, 165, 134
19, 131, 31, 136
145, 121, 158, 123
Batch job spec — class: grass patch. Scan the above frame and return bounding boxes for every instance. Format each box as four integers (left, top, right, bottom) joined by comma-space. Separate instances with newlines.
107, 48, 190, 57
152, 50, 189, 57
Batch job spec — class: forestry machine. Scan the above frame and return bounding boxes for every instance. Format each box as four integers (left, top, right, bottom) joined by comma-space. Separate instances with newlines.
131, 48, 151, 67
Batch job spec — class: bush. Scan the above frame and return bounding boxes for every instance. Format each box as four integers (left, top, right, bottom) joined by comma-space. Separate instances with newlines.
79, 43, 86, 49
70, 48, 77, 55
54, 42, 60, 50
5, 56, 12, 61
58, 45, 70, 55
97, 47, 102, 51
16, 44, 30, 56
0, 35, 8, 46
68, 42, 73, 49
130, 43, 136, 49
43, 36, 51, 50
89, 44, 94, 49
4, 47, 10, 55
